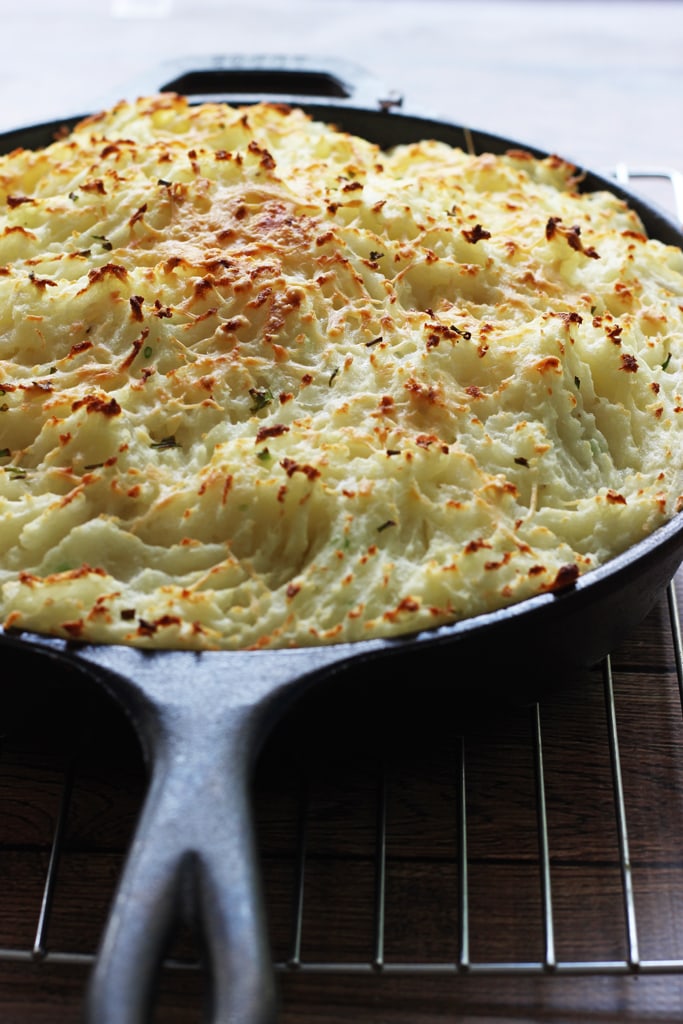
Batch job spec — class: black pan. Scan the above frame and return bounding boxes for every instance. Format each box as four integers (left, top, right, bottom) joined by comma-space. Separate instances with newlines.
2, 56, 683, 1024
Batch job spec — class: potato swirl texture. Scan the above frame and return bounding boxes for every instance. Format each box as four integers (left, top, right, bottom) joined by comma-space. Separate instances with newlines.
0, 94, 682, 649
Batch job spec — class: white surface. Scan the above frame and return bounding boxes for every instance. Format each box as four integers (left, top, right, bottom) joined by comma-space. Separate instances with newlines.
1, 1, 682, 172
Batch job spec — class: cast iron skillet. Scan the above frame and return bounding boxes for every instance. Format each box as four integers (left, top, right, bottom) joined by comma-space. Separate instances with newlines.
2, 56, 683, 1024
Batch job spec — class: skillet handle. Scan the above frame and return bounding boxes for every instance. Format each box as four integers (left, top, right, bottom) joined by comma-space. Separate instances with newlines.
83, 698, 276, 1024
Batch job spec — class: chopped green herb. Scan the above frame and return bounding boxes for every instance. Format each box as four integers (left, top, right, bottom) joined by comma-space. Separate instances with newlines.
329, 367, 340, 386
368, 251, 384, 261
377, 519, 396, 532
451, 325, 472, 340
574, 376, 581, 389
256, 448, 272, 463
158, 179, 172, 187
143, 346, 153, 359
0, 448, 10, 458
662, 352, 672, 371
151, 435, 180, 450
514, 456, 529, 467
92, 234, 113, 251
249, 387, 274, 412
68, 191, 79, 201
4, 466, 27, 479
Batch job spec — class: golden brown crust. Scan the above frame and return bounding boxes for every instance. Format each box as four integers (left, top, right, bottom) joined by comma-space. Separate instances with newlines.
0, 94, 681, 648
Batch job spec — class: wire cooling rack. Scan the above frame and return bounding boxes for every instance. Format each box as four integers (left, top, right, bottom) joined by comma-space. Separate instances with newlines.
261, 579, 683, 982
0, 166, 682, 1020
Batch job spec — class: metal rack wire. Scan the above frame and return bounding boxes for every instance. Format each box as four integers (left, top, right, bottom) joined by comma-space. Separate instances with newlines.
263, 578, 683, 983
0, 165, 682, 1015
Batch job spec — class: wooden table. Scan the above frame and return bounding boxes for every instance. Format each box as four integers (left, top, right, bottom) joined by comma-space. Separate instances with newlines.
1, 2, 683, 1021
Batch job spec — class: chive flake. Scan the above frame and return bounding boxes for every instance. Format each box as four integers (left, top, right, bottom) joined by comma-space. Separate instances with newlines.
451, 325, 472, 340
151, 435, 180, 450
249, 387, 273, 412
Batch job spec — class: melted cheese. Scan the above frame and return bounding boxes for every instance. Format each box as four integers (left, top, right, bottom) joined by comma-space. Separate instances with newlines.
0, 93, 682, 649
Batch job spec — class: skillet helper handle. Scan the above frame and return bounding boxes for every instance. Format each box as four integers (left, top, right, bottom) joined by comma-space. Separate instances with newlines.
123, 54, 400, 110
83, 701, 276, 1024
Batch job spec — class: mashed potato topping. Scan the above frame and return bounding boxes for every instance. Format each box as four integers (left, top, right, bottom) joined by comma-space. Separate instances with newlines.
0, 93, 682, 649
